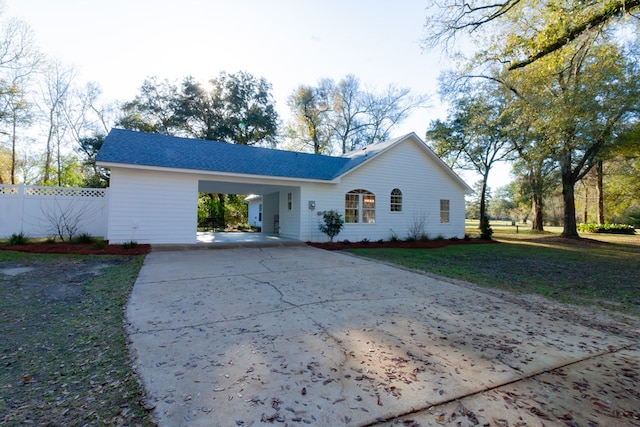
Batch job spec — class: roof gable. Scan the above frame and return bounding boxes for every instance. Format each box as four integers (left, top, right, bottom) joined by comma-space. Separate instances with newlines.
335, 133, 473, 192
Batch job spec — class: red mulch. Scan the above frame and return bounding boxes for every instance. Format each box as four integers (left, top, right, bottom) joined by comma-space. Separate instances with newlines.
306, 238, 496, 251
0, 241, 152, 255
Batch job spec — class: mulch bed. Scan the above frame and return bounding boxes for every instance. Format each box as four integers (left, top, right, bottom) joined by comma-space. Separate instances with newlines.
307, 237, 496, 250
0, 241, 152, 255
2, 238, 495, 255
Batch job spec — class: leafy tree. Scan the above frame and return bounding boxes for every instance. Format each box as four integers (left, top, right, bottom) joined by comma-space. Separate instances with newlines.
502, 37, 640, 236
78, 134, 109, 187
423, 0, 640, 70
285, 82, 333, 154
427, 84, 515, 236
488, 185, 517, 221
118, 76, 181, 135
510, 154, 558, 231
287, 75, 427, 154
0, 144, 10, 182
177, 72, 279, 146
119, 72, 279, 147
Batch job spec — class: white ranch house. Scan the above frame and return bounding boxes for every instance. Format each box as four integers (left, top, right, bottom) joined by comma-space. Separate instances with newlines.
95, 128, 471, 244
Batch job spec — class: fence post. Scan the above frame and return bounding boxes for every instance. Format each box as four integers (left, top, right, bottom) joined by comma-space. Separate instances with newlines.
19, 183, 25, 233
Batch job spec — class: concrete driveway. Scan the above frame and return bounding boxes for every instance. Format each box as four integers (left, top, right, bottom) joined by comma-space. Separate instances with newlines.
126, 246, 639, 426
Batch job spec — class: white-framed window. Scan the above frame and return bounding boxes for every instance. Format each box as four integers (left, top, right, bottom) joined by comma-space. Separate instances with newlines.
440, 199, 450, 223
287, 192, 292, 210
345, 189, 375, 223
390, 188, 402, 212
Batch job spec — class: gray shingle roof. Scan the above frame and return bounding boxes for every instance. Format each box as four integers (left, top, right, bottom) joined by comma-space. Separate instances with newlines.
96, 129, 384, 180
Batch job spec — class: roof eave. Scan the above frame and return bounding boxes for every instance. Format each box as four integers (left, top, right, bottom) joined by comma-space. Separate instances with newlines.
96, 161, 342, 185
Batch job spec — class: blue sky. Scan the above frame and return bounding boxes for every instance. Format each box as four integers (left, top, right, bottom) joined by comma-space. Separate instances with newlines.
5, 0, 511, 188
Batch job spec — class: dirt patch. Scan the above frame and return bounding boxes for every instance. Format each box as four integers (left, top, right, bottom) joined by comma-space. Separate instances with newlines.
0, 241, 151, 255
0, 258, 126, 303
0, 254, 153, 426
307, 237, 495, 250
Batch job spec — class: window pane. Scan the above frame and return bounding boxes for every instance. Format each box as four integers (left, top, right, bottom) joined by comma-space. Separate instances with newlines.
440, 199, 450, 223
345, 193, 360, 223
390, 188, 402, 212
345, 190, 375, 223
362, 192, 375, 223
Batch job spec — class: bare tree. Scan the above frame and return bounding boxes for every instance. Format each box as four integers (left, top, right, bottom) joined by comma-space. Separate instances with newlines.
0, 16, 41, 184
40, 198, 96, 241
38, 59, 75, 185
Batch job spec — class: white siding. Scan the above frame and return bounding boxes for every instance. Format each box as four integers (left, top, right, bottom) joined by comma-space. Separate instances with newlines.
262, 192, 279, 233
277, 187, 301, 239
246, 200, 262, 227
301, 140, 467, 242
106, 168, 198, 244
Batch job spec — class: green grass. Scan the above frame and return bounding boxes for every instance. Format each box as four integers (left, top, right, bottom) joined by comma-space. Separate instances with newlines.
0, 251, 154, 426
349, 225, 640, 316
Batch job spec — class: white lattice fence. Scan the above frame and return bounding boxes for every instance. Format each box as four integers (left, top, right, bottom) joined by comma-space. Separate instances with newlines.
0, 184, 109, 239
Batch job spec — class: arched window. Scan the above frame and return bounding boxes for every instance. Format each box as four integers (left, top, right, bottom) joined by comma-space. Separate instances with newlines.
390, 188, 402, 212
345, 189, 375, 223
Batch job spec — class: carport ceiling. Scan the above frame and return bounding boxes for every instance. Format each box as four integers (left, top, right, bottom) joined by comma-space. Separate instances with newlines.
197, 180, 295, 195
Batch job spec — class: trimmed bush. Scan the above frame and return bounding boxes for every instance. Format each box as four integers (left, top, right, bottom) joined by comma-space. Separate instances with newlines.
318, 210, 345, 242
122, 240, 139, 249
578, 223, 636, 235
72, 232, 95, 244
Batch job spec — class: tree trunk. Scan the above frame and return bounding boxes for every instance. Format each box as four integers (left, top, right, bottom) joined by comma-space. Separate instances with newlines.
596, 160, 604, 224
479, 178, 488, 230
560, 153, 579, 237
531, 191, 544, 231
57, 138, 62, 186
583, 183, 589, 223
528, 167, 544, 231
10, 111, 17, 185
217, 193, 226, 229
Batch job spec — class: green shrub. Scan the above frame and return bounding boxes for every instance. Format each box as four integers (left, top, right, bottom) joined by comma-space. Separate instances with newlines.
318, 210, 345, 242
578, 223, 636, 235
480, 215, 493, 240
623, 207, 640, 228
8, 232, 29, 245
93, 240, 106, 250
122, 240, 138, 249
45, 236, 57, 244
72, 232, 95, 244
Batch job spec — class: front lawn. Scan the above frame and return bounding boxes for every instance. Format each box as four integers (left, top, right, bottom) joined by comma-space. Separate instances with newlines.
348, 226, 640, 317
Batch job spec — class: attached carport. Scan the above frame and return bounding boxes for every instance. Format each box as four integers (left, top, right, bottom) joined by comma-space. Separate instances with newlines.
196, 179, 294, 236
